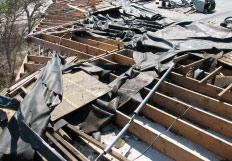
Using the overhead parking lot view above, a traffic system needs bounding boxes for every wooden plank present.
[155,79,232,120]
[108,71,232,139]
[66,124,130,161]
[115,111,206,161]
[15,54,28,81]
[140,103,232,160]
[24,63,42,72]
[142,87,232,138]
[104,53,135,66]
[49,28,84,37]
[38,25,52,29]
[173,54,189,62]
[9,71,38,94]
[67,4,87,13]
[116,49,133,58]
[53,132,89,161]
[41,34,106,56]
[58,129,72,143]
[177,59,204,74]
[41,22,65,26]
[42,20,71,24]
[45,132,78,161]
[36,151,48,161]
[80,34,124,48]
[0,88,8,96]
[45,15,80,21]
[28,55,51,64]
[168,72,232,104]
[21,86,28,94]
[199,66,223,84]
[72,36,117,51]
[29,36,93,60]
[29,21,79,36]
[50,71,111,121]
[218,83,232,97]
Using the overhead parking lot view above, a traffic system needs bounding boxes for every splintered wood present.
[51,71,111,121]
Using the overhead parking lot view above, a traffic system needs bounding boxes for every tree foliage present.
[0,0,45,88]
[20,0,45,33]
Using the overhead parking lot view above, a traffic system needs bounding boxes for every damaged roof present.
[1,0,232,161]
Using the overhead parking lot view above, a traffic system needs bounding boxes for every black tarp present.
[85,0,232,58]
[0,56,63,161]
[85,0,175,42]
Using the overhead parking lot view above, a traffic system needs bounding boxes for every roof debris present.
[1,0,232,161]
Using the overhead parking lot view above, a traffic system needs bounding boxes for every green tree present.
[0,0,45,88]
[21,0,45,33]
[0,0,25,83]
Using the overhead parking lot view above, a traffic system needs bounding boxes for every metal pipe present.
[95,62,176,161]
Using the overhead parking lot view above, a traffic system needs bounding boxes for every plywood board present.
[51,71,111,121]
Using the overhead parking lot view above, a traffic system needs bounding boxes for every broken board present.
[51,71,111,121]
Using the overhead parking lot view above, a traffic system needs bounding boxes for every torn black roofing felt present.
[0,55,63,161]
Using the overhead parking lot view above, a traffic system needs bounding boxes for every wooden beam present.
[66,124,130,161]
[29,36,93,60]
[107,70,232,139]
[24,63,42,72]
[21,86,28,94]
[53,132,89,161]
[28,55,51,64]
[168,72,232,104]
[199,66,223,84]
[173,54,189,62]
[41,34,106,56]
[80,34,124,48]
[41,22,65,26]
[45,132,78,161]
[115,111,206,161]
[15,54,28,81]
[155,79,232,120]
[218,83,232,97]
[72,36,118,51]
[142,87,232,139]
[58,129,72,143]
[38,25,52,29]
[42,20,71,24]
[36,151,48,161]
[177,59,204,74]
[104,53,135,66]
[140,102,232,160]
[45,15,80,21]
[8,71,38,96]
[67,4,87,13]
[116,49,133,58]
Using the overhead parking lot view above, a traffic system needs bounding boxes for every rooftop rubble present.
[1,0,232,161]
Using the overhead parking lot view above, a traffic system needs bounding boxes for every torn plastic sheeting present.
[132,21,232,53]
[87,4,232,57]
[80,104,115,134]
[85,5,175,42]
[108,51,163,108]
[0,56,63,161]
